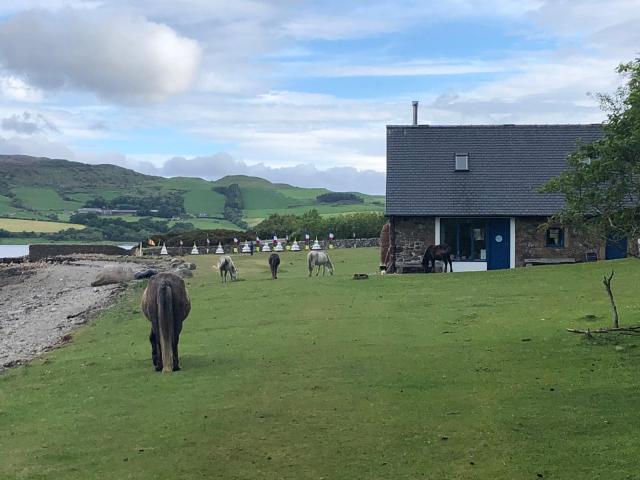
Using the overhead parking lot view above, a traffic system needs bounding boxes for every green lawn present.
[2,250,639,479]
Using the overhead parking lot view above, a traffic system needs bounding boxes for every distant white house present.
[77,208,137,216]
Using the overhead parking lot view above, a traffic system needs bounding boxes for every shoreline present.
[0,255,166,372]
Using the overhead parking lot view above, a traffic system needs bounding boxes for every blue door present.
[487,218,511,270]
[605,237,627,260]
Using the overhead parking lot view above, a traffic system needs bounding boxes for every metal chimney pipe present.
[412,101,419,126]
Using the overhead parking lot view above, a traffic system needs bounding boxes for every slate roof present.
[385,123,603,217]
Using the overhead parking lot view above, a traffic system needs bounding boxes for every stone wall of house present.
[393,216,435,263]
[515,217,603,266]
[391,215,611,267]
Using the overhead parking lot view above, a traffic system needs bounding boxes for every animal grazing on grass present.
[269,253,280,279]
[217,255,237,283]
[422,243,454,273]
[141,272,191,373]
[307,250,334,276]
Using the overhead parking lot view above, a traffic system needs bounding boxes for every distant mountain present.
[0,155,385,229]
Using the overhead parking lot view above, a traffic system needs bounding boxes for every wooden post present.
[389,215,397,274]
[602,270,619,328]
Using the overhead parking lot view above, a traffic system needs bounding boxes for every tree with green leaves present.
[541,58,640,252]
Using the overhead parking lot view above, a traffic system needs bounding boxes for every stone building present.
[385,115,628,271]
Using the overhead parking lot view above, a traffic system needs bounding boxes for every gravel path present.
[0,259,149,371]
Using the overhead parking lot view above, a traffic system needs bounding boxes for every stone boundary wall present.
[29,244,133,261]
[144,238,380,256]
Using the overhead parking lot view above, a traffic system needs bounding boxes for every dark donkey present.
[422,243,454,273]
[141,272,191,372]
[269,253,281,279]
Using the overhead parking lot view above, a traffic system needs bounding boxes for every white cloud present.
[281,0,542,41]
[161,153,386,194]
[0,0,637,194]
[528,0,640,40]
[1,111,59,134]
[0,9,202,103]
[0,1,100,15]
[0,75,42,102]
[284,59,508,78]
[0,134,75,159]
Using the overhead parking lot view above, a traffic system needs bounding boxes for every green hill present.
[0,155,384,231]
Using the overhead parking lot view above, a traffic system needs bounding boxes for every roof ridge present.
[387,123,603,128]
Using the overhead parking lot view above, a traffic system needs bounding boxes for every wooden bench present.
[395,260,425,274]
[524,258,577,267]
[584,251,598,262]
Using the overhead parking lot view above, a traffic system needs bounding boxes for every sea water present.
[0,244,136,259]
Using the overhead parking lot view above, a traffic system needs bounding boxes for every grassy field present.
[0,237,43,245]
[177,218,242,231]
[0,195,20,216]
[109,215,242,231]
[0,218,85,233]
[11,187,84,211]
[244,203,385,226]
[0,239,137,246]
[2,249,639,479]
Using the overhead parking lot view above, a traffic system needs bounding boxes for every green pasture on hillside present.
[11,187,83,211]
[0,238,135,246]
[172,217,242,231]
[0,195,19,216]
[244,203,385,226]
[242,186,304,210]
[182,190,226,217]
[2,250,639,479]
[0,218,85,233]
[4,167,385,231]
[105,215,241,231]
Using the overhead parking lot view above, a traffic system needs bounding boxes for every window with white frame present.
[455,154,469,171]
[545,227,565,247]
[440,218,486,261]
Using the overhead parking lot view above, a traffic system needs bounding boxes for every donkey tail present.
[157,280,175,373]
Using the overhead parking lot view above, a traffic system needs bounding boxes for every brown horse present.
[141,272,191,372]
[422,243,454,273]
[269,253,280,279]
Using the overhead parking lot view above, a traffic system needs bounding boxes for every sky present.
[0,1,638,194]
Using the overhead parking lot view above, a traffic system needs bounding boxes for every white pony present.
[216,255,237,283]
[307,251,334,277]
